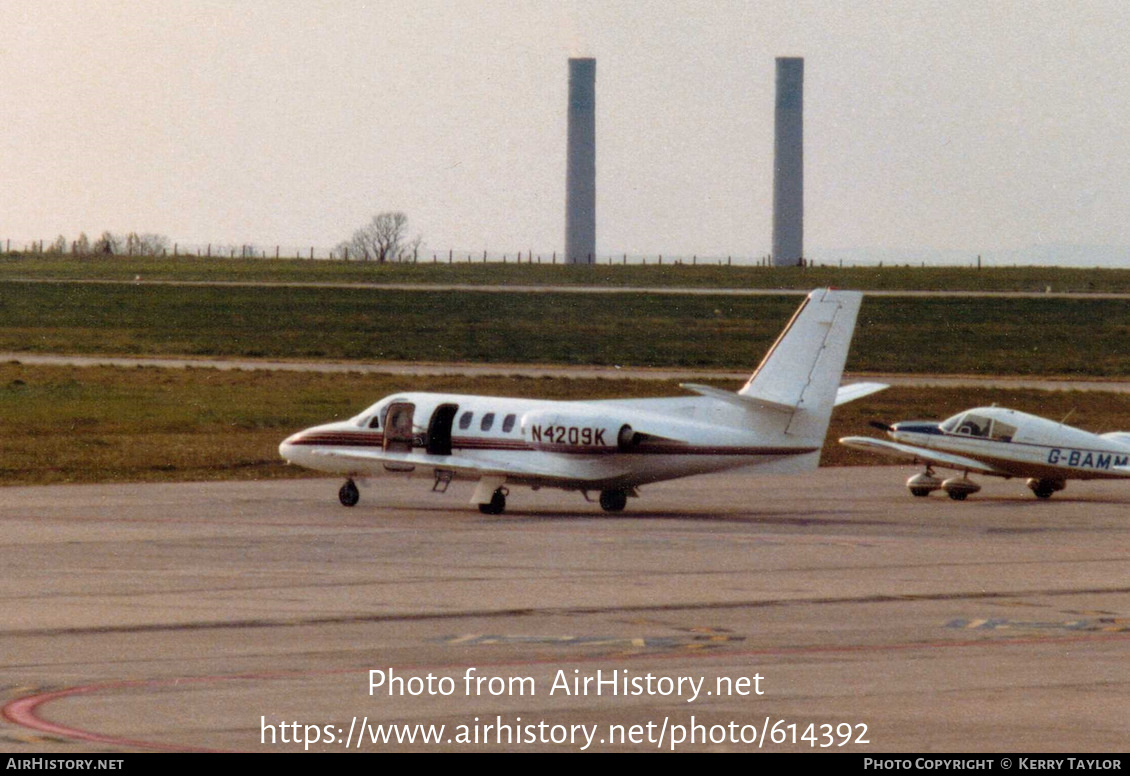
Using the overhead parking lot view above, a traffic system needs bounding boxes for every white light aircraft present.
[279,288,884,514]
[841,407,1130,500]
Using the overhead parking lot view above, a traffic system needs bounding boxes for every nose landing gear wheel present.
[339,479,360,507]
[599,489,628,512]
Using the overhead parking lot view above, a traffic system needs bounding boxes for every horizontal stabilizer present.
[680,382,793,413]
[834,382,889,406]
[685,380,887,412]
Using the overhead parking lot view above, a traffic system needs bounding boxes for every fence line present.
[2,240,789,266]
[4,239,1014,269]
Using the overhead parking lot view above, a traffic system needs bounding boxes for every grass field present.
[3,253,1130,292]
[2,282,1128,376]
[4,258,1128,486]
[4,362,1130,486]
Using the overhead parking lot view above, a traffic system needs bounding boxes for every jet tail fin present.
[738,288,864,441]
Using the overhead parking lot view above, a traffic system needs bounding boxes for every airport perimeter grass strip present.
[4,363,1130,486]
[2,283,1128,376]
[3,254,1130,292]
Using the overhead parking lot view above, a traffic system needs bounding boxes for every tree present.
[93,231,121,255]
[86,231,169,256]
[337,211,421,262]
[125,232,170,256]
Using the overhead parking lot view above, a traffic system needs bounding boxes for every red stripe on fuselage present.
[289,431,816,458]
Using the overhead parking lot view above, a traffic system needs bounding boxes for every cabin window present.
[458,411,474,430]
[502,413,516,433]
[480,412,495,432]
[368,415,381,429]
[989,420,1017,442]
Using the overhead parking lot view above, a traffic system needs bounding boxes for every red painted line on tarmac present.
[3,679,223,753]
[4,629,1127,752]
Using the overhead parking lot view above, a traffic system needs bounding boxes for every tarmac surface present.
[1,467,1127,752]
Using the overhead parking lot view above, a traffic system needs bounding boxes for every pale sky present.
[4,1,1130,264]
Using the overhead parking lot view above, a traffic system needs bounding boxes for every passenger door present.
[382,402,416,471]
[426,404,459,456]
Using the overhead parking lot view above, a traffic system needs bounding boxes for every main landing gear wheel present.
[339,479,359,507]
[906,469,942,498]
[941,476,980,502]
[479,489,507,515]
[1027,478,1065,499]
[599,489,628,512]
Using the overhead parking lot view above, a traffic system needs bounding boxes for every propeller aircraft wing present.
[839,436,1005,475]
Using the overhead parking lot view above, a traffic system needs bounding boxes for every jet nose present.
[279,431,302,461]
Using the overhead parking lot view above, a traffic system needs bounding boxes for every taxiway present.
[1,467,1127,752]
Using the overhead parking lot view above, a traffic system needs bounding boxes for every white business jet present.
[841,407,1130,500]
[279,288,884,514]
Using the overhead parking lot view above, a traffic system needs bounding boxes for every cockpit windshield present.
[943,412,989,437]
[353,401,390,427]
[939,413,963,433]
[941,411,1016,442]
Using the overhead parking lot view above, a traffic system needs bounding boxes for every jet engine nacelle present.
[521,411,636,453]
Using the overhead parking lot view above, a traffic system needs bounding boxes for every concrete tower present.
[772,57,803,266]
[565,58,596,264]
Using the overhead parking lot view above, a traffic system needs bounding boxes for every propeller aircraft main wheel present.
[941,476,980,502]
[906,470,942,499]
[479,489,506,515]
[599,489,628,512]
[339,479,360,507]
